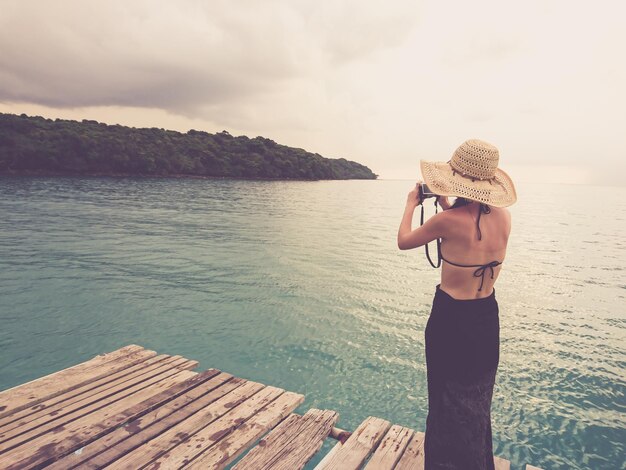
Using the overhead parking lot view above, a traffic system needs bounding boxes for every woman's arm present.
[397,184,446,250]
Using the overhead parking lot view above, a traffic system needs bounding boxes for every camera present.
[420,183,437,199]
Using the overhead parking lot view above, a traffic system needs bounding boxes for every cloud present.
[0,0,420,116]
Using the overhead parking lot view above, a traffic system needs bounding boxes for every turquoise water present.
[0,177,624,469]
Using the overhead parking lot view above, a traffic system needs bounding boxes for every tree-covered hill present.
[0,113,377,180]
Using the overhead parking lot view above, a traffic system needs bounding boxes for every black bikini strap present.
[476,203,491,241]
[473,261,500,291]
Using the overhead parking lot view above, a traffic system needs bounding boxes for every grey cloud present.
[0,0,419,116]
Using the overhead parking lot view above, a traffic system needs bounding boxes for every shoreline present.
[0,170,377,182]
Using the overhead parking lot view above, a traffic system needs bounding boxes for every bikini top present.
[420,202,502,292]
[439,203,503,292]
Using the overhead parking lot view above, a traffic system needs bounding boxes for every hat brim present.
[420,160,517,208]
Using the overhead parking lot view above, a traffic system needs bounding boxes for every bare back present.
[439,203,511,299]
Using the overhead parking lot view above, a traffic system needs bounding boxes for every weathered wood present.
[0,369,205,470]
[0,345,143,398]
[234,414,301,466]
[0,345,154,419]
[314,416,392,470]
[494,455,511,470]
[141,386,288,469]
[80,374,243,469]
[233,408,337,470]
[45,369,228,470]
[0,354,177,436]
[0,356,194,451]
[364,424,414,469]
[0,344,546,470]
[394,431,425,470]
[183,390,306,469]
[0,353,172,431]
[104,380,266,469]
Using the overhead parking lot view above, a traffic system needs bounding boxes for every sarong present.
[424,284,500,470]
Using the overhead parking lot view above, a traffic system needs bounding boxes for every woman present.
[397,139,517,470]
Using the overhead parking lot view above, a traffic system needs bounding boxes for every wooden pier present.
[0,345,543,469]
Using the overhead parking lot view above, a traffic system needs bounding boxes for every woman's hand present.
[398,186,446,250]
[407,183,422,208]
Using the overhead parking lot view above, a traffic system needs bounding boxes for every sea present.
[0,176,624,469]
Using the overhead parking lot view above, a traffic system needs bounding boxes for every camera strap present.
[420,198,442,268]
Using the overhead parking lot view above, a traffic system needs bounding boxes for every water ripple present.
[0,177,624,469]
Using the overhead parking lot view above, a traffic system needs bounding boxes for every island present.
[0,113,377,180]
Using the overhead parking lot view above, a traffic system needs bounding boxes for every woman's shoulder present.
[489,206,512,234]
[491,206,511,221]
[490,205,510,214]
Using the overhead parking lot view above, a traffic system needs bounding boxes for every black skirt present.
[424,284,500,470]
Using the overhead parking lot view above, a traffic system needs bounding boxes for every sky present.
[1,0,624,184]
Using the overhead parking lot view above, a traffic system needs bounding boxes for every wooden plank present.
[0,356,195,451]
[73,374,242,469]
[234,414,301,467]
[0,345,154,419]
[177,390,305,469]
[233,408,337,470]
[394,431,425,470]
[526,465,544,470]
[142,386,291,469]
[364,424,414,469]
[104,380,266,469]
[0,345,143,397]
[494,456,511,470]
[0,353,174,434]
[0,368,209,470]
[45,370,231,470]
[314,416,391,470]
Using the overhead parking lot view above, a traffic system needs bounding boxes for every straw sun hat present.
[420,139,517,207]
